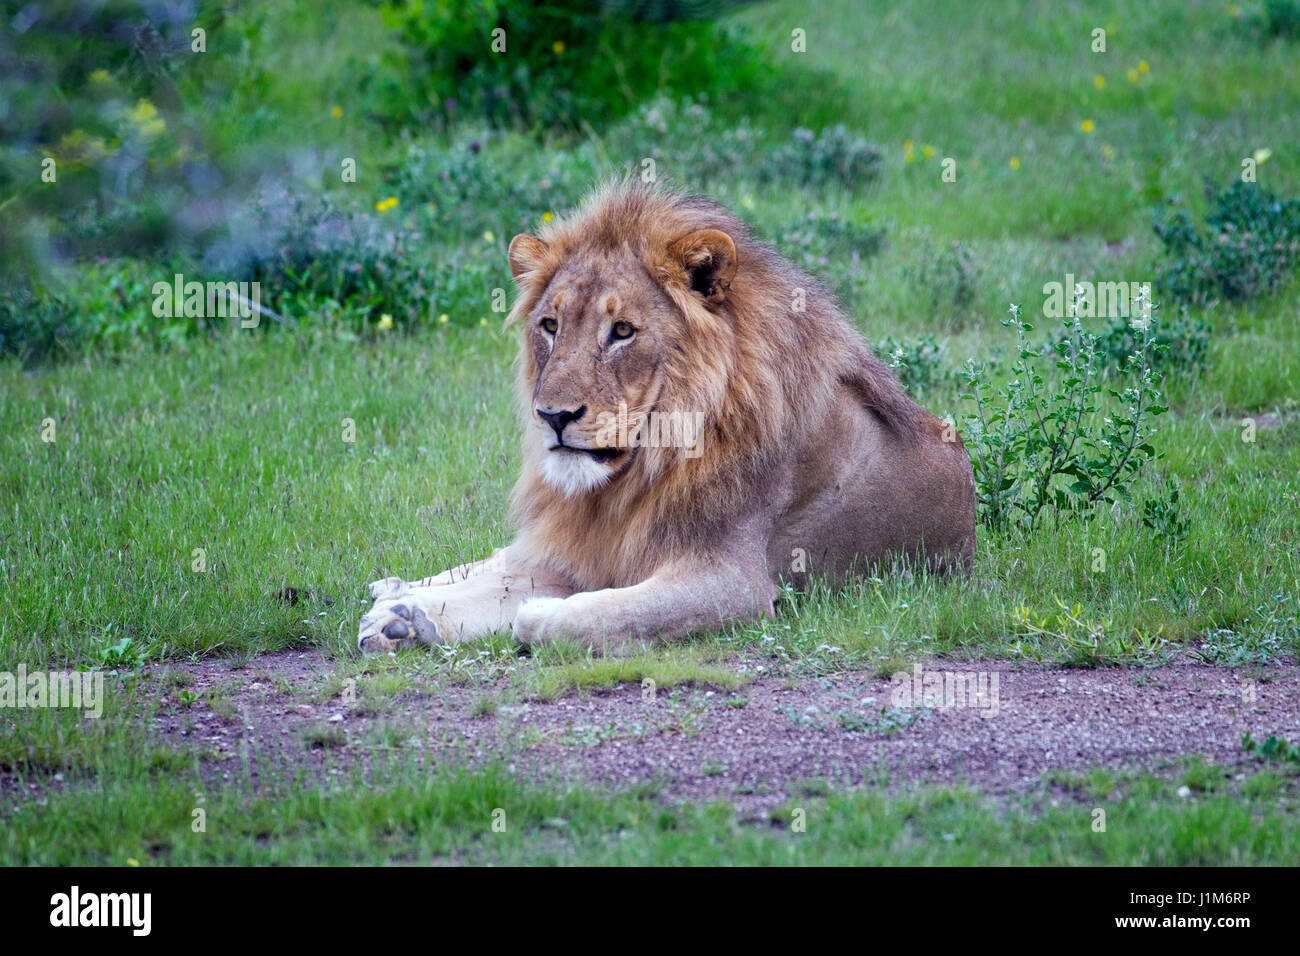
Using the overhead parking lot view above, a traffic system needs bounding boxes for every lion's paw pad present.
[358,600,442,653]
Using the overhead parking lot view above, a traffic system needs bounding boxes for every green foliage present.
[1057,307,1211,375]
[771,210,886,282]
[901,233,980,321]
[584,96,880,192]
[0,284,79,364]
[961,304,1169,533]
[377,0,763,131]
[0,1,232,267]
[1238,0,1300,40]
[758,125,881,188]
[1155,180,1300,305]
[1241,731,1300,764]
[208,188,481,329]
[1141,479,1191,543]
[1196,593,1300,665]
[874,333,957,398]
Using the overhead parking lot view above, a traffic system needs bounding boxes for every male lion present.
[358,182,975,653]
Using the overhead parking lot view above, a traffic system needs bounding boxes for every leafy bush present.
[1198,593,1300,666]
[757,125,881,189]
[377,0,763,132]
[207,187,508,330]
[1141,479,1191,543]
[595,97,881,190]
[1241,731,1300,764]
[1053,307,1211,375]
[901,233,980,321]
[1155,180,1300,305]
[0,284,81,364]
[874,334,957,398]
[0,0,233,268]
[392,132,590,243]
[772,211,885,272]
[1238,0,1300,41]
[960,303,1170,532]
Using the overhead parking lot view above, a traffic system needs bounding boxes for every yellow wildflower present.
[125,99,165,138]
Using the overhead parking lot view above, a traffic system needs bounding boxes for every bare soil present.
[138,650,1300,814]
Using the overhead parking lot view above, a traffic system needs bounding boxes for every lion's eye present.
[539,317,558,335]
[610,321,635,341]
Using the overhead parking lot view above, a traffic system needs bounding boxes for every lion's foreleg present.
[358,564,572,653]
[512,561,775,652]
[367,546,515,600]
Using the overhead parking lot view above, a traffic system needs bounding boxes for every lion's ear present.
[668,228,737,305]
[508,234,550,285]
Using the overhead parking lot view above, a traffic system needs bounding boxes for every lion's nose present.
[537,404,587,440]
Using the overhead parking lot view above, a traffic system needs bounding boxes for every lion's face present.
[523,252,680,496]
[509,218,737,499]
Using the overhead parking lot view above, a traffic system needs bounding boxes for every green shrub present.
[377,0,763,132]
[1155,180,1300,305]
[207,187,508,330]
[1199,593,1300,666]
[1238,0,1300,41]
[873,334,957,398]
[772,211,885,272]
[582,96,881,191]
[901,233,980,321]
[757,125,881,189]
[960,302,1170,532]
[1053,307,1211,375]
[0,284,82,365]
[1141,478,1191,543]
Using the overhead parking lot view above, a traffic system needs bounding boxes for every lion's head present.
[504,181,924,588]
[508,206,736,497]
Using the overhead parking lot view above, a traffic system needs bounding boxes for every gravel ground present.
[133,650,1300,814]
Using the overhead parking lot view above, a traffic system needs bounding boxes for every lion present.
[358,181,975,654]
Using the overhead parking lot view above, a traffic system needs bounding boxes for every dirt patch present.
[127,651,1300,815]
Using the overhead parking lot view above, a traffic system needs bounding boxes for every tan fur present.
[358,181,975,654]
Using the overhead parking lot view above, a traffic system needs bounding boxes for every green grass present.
[3,0,1300,863]
[4,308,1294,671]
[4,751,1297,865]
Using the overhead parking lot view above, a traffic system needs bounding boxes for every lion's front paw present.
[512,596,571,647]
[357,598,443,654]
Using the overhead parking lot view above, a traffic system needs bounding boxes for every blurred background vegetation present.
[1,0,870,361]
[4,0,1299,366]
